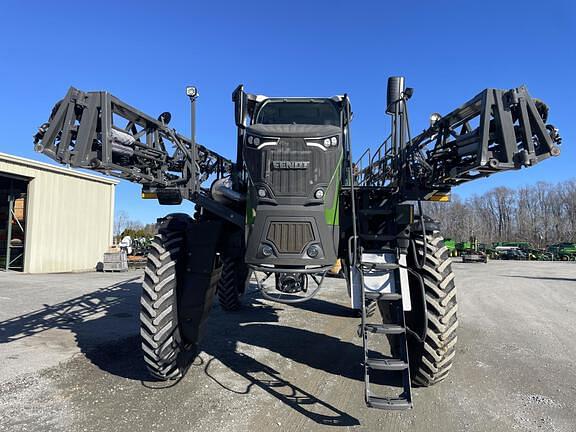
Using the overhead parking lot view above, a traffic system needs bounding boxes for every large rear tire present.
[406,227,458,387]
[140,218,193,380]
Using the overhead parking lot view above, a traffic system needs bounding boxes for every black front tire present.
[406,228,458,387]
[140,218,194,380]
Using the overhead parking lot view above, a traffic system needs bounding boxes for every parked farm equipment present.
[34,77,561,409]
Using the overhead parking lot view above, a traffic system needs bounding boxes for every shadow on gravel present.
[505,275,576,282]
[202,352,360,426]
[0,277,150,381]
[197,295,362,426]
[288,297,358,318]
[0,279,387,426]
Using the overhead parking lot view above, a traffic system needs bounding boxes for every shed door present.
[0,175,29,271]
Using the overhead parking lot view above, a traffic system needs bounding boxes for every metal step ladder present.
[347,145,413,409]
[358,248,413,410]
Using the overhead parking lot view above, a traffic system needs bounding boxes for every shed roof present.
[0,152,118,186]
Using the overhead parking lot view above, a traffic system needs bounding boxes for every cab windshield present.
[255,100,340,126]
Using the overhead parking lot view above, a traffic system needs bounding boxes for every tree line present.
[114,210,156,241]
[425,179,576,248]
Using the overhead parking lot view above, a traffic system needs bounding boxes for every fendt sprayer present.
[33,77,561,409]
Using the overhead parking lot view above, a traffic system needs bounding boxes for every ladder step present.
[366,396,412,410]
[365,291,402,301]
[364,323,405,334]
[362,248,396,254]
[361,262,399,271]
[366,358,408,371]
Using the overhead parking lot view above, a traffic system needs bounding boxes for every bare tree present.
[114,210,130,239]
[423,179,576,247]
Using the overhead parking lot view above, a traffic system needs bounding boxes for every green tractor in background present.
[548,243,576,261]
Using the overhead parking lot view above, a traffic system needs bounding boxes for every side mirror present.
[232,85,247,129]
[343,95,353,125]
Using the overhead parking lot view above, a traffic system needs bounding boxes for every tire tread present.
[409,231,458,387]
[140,231,187,380]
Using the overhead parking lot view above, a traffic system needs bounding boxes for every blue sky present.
[1,1,574,224]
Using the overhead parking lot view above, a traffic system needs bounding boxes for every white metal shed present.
[0,152,117,273]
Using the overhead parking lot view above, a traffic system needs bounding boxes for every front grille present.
[266,222,314,253]
[268,138,310,196]
[243,137,341,199]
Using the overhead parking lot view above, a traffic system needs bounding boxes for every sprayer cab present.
[233,88,352,272]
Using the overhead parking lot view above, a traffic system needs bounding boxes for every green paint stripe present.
[324,155,343,226]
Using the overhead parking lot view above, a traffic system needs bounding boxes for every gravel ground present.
[0,261,575,431]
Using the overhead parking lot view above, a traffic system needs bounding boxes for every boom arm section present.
[357,85,561,199]
[34,87,232,205]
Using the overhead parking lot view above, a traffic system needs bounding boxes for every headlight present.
[262,245,274,257]
[307,135,339,150]
[307,245,321,258]
[246,134,278,149]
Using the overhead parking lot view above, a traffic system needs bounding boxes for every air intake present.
[266,222,314,254]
